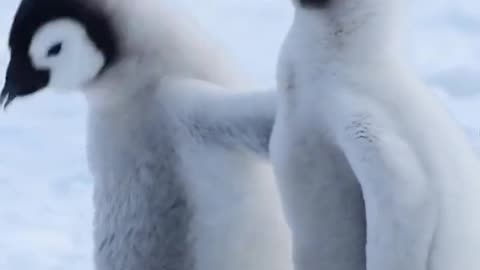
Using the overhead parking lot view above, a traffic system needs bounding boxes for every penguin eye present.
[47,42,63,57]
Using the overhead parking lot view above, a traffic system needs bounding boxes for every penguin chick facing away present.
[272,0,480,270]
[1,0,293,270]
[270,2,366,270]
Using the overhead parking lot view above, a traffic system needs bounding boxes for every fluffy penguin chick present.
[270,1,367,270]
[272,1,480,270]
[1,0,293,270]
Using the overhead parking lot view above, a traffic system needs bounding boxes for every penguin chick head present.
[1,0,117,108]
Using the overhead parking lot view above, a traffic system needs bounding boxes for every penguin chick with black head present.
[271,0,480,270]
[1,0,293,270]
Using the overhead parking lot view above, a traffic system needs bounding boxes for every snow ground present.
[0,0,479,269]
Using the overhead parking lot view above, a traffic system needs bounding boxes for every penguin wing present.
[335,118,436,270]
[191,89,276,159]
[163,77,276,159]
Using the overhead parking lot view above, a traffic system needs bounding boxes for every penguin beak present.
[0,81,18,109]
[1,56,49,110]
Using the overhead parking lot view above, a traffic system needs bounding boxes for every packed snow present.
[0,0,479,269]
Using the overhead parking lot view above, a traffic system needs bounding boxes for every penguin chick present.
[270,2,367,270]
[1,0,293,270]
[273,1,480,270]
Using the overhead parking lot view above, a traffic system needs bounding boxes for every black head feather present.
[298,0,331,9]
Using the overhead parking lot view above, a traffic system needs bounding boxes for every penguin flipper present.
[161,77,276,159]
[190,90,276,159]
[336,118,436,270]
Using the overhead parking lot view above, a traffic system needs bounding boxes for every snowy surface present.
[0,0,479,269]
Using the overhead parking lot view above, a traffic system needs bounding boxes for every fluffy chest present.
[87,106,182,210]
[89,129,184,226]
[86,107,291,270]
[87,107,195,270]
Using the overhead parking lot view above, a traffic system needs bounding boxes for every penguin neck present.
[83,38,246,112]
[290,1,405,66]
[83,1,248,111]
[108,0,247,88]
[83,56,162,112]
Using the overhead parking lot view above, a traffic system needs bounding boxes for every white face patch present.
[29,18,105,91]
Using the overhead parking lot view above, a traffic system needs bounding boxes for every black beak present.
[1,56,49,110]
[0,80,18,109]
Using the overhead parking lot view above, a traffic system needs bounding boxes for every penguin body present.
[272,1,480,270]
